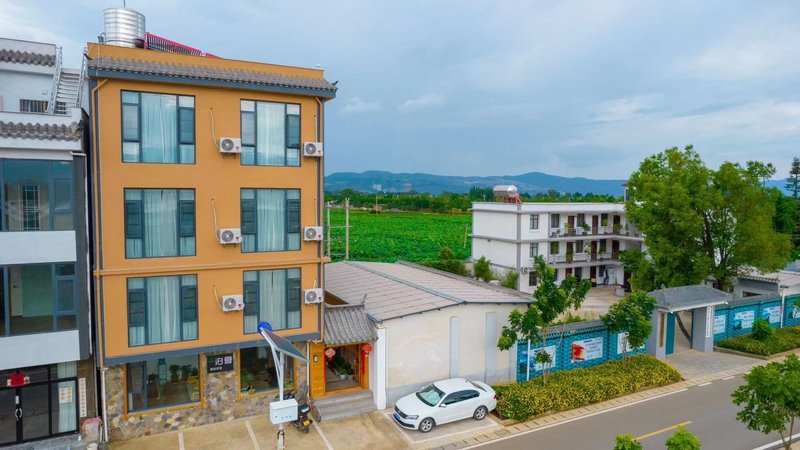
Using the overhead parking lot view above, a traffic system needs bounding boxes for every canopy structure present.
[648,285,730,313]
[258,321,308,363]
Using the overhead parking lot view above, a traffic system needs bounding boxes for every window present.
[241,189,300,253]
[19,99,48,113]
[239,347,294,394]
[240,100,301,167]
[124,189,195,258]
[128,275,198,346]
[243,268,301,333]
[126,355,200,412]
[577,213,585,227]
[529,271,537,287]
[442,390,478,405]
[550,214,560,228]
[121,91,195,164]
[2,160,73,231]
[529,214,539,230]
[550,242,559,255]
[416,384,445,406]
[529,243,538,259]
[0,263,76,336]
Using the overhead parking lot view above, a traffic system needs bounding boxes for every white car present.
[393,378,497,433]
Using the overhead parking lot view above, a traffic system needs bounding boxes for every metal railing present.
[46,46,62,115]
[548,252,618,264]
[75,48,88,108]
[549,226,642,238]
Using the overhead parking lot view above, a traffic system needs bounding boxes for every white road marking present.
[752,431,800,450]
[722,376,735,381]
[463,388,689,449]
[382,411,500,445]
[698,382,712,387]
[313,420,334,450]
[245,420,260,450]
[178,432,185,450]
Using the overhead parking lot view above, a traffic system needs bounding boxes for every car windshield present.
[415,384,445,406]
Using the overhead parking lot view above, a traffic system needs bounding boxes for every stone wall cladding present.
[77,358,98,425]
[106,347,309,441]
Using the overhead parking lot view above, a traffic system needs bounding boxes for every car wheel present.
[473,406,488,420]
[419,417,435,433]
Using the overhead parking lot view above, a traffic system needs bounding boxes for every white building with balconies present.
[471,201,644,294]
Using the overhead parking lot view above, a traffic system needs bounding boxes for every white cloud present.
[398,94,445,113]
[339,97,381,115]
[592,96,660,122]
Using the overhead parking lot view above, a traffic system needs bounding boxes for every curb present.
[421,360,769,450]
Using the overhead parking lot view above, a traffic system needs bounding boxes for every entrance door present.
[611,240,620,259]
[613,215,621,233]
[590,241,598,260]
[591,215,599,234]
[0,390,15,445]
[0,384,50,444]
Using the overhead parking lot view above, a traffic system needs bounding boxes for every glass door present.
[0,389,16,445]
[20,384,50,442]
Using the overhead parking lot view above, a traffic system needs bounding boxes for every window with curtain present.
[121,91,195,164]
[550,213,560,228]
[0,263,76,336]
[128,274,198,346]
[529,243,538,258]
[126,355,200,412]
[2,159,73,231]
[124,189,195,258]
[240,100,300,167]
[243,268,301,333]
[529,214,539,230]
[239,347,294,395]
[241,189,300,253]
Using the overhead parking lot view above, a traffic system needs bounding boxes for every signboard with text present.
[571,337,603,363]
[207,354,234,373]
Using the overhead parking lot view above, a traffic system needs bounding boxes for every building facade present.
[0,38,95,446]
[87,36,335,440]
[471,202,644,294]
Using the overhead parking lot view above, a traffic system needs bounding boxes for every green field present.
[326,209,471,262]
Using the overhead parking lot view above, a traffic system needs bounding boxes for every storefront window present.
[239,347,294,395]
[126,355,200,412]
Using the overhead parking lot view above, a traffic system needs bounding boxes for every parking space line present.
[245,420,260,450]
[382,411,500,445]
[722,376,735,381]
[178,432,184,450]
[313,420,334,450]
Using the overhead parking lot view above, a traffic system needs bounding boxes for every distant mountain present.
[325,171,628,196]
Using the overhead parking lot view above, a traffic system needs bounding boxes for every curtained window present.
[240,100,300,167]
[121,91,195,164]
[124,189,195,258]
[0,263,77,336]
[243,268,301,333]
[128,275,198,347]
[241,189,300,253]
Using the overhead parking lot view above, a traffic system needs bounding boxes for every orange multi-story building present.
[86,20,335,439]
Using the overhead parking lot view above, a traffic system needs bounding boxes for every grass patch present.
[493,354,681,422]
[717,326,800,356]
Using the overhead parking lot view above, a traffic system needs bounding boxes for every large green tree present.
[498,256,591,383]
[625,146,790,291]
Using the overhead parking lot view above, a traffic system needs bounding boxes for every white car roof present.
[433,378,482,393]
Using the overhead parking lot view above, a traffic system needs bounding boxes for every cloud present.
[592,96,660,123]
[398,94,445,113]
[339,97,381,115]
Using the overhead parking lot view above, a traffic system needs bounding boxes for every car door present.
[457,390,481,419]
[438,390,474,424]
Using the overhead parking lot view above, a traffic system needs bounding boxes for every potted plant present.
[146,374,159,398]
[240,369,254,394]
[565,250,574,262]
[337,366,348,380]
[613,223,622,234]
[601,218,609,233]
[168,365,181,383]
[581,222,590,235]
[180,365,192,382]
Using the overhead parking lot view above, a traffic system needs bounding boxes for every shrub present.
[501,271,519,289]
[665,426,701,450]
[473,257,494,281]
[751,318,774,341]
[613,435,643,450]
[493,354,681,422]
[717,326,800,356]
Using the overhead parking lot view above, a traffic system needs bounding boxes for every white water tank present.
[103,8,145,48]
[493,185,520,200]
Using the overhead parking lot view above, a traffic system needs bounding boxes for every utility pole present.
[345,198,350,260]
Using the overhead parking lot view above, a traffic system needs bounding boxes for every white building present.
[471,202,645,294]
[0,37,94,445]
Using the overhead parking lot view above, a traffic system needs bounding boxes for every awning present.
[324,304,377,346]
[649,285,731,313]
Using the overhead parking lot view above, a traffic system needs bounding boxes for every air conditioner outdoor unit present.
[304,288,324,305]
[221,294,244,312]
[303,141,323,157]
[219,137,242,154]
[521,267,530,274]
[219,228,242,245]
[303,226,323,241]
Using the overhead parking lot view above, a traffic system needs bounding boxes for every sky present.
[2,0,800,179]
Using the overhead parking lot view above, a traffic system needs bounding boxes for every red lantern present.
[361,343,373,355]
[8,373,26,387]
[324,347,336,361]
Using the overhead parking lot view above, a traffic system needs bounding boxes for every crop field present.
[326,209,471,262]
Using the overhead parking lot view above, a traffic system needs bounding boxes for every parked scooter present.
[278,391,313,433]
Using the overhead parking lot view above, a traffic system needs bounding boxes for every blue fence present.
[713,294,800,343]
[516,320,646,383]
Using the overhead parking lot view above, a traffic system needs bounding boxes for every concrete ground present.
[666,349,761,380]
[574,286,623,319]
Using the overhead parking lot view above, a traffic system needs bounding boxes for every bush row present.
[493,354,681,422]
[716,325,800,356]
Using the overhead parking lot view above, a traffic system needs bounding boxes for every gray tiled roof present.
[324,304,377,346]
[648,285,731,312]
[0,49,55,66]
[325,261,532,322]
[87,56,337,95]
[0,121,81,141]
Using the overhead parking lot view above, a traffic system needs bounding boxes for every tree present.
[746,160,776,187]
[601,292,656,362]
[786,157,800,200]
[664,426,701,450]
[501,270,518,289]
[732,355,800,450]
[498,256,591,383]
[426,247,468,276]
[473,257,494,281]
[625,146,791,291]
[613,435,643,450]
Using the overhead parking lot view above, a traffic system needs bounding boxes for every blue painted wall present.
[713,297,785,344]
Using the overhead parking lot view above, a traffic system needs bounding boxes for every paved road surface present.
[471,375,786,450]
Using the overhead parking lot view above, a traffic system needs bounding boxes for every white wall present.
[0,231,77,265]
[472,238,517,268]
[382,303,525,405]
[0,330,81,370]
[0,71,54,113]
[472,210,517,240]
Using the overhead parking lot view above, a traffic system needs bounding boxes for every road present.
[471,375,788,450]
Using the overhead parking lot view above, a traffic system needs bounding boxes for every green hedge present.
[717,326,800,356]
[494,355,681,422]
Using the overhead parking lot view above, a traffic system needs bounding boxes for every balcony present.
[549,225,643,239]
[547,252,620,265]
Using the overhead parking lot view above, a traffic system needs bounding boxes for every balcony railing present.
[548,252,619,264]
[549,226,642,238]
